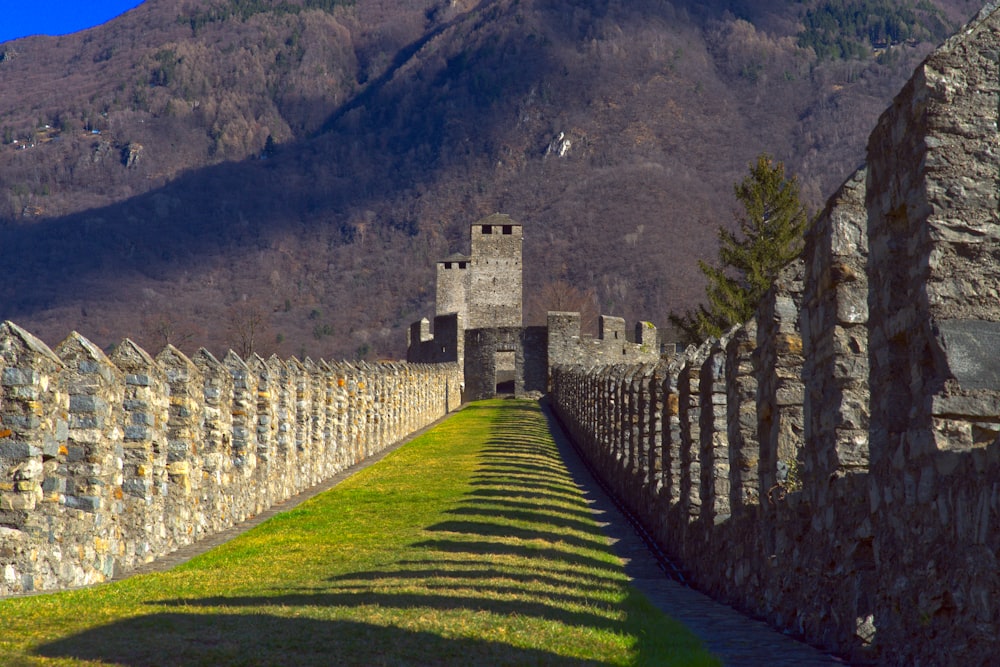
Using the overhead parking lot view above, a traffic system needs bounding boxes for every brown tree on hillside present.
[227,299,272,359]
[527,279,599,335]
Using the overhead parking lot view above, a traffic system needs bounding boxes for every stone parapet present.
[549,14,1000,649]
[0,324,461,595]
[547,312,661,368]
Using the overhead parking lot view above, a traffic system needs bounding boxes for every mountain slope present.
[0,0,983,359]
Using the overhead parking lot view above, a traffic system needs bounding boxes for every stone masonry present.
[11,8,1000,665]
[0,322,461,595]
[551,6,1000,664]
[410,216,661,398]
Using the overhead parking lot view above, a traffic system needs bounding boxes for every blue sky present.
[0,1,146,45]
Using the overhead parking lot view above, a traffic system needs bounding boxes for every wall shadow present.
[33,400,689,665]
[35,613,595,666]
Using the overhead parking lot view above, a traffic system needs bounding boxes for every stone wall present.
[462,326,548,401]
[406,313,463,367]
[865,4,1000,660]
[0,322,462,595]
[547,312,660,368]
[549,281,873,663]
[550,7,1000,654]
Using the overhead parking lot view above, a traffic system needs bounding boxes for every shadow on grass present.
[33,400,713,666]
[34,613,597,666]
[468,475,583,496]
[323,565,619,594]
[442,504,602,534]
[422,519,610,551]
[149,586,621,632]
[451,496,599,521]
[473,460,576,480]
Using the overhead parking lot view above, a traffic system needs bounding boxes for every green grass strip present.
[0,399,720,666]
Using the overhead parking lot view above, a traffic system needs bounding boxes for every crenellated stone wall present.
[0,322,461,596]
[549,268,873,663]
[551,9,1000,661]
[547,312,661,368]
[864,4,1000,660]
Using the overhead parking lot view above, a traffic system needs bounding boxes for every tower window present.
[502,225,512,235]
[444,262,452,269]
[482,225,493,234]
[458,262,467,269]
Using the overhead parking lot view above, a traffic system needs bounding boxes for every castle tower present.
[411,213,531,398]
[467,213,523,330]
[435,252,470,320]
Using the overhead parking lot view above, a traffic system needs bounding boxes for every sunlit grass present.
[0,399,719,666]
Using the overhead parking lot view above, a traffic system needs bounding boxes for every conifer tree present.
[671,154,809,343]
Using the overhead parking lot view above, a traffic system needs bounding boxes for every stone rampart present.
[406,313,464,367]
[551,10,1000,660]
[462,326,548,401]
[547,312,660,368]
[0,322,461,595]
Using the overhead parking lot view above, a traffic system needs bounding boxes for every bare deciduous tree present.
[527,280,599,335]
[227,298,271,359]
[140,311,200,353]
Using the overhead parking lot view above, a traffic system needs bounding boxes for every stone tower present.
[434,213,523,329]
[412,213,544,399]
[467,213,523,329]
[435,252,470,322]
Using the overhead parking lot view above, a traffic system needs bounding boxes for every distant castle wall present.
[0,323,461,595]
[462,326,549,401]
[547,312,660,367]
[406,313,464,367]
[549,7,1000,663]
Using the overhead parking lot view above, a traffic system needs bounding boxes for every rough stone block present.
[125,374,151,386]
[64,495,100,511]
[69,395,103,413]
[167,461,189,476]
[0,442,38,459]
[124,426,149,441]
[78,361,101,375]
[936,320,1000,390]
[3,415,41,431]
[1,368,36,387]
[0,509,27,527]
[42,478,66,494]
[1,493,35,511]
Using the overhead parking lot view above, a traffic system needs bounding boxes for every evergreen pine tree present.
[671,154,810,343]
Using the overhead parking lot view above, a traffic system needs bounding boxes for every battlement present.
[549,7,1000,662]
[0,322,461,595]
[547,312,660,367]
[406,313,464,367]
[471,215,522,238]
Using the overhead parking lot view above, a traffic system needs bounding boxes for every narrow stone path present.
[540,402,848,666]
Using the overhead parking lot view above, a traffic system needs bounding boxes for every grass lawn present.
[0,399,720,666]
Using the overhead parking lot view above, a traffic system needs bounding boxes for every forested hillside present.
[0,0,983,359]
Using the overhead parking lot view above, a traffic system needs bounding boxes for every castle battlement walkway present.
[2,400,840,665]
